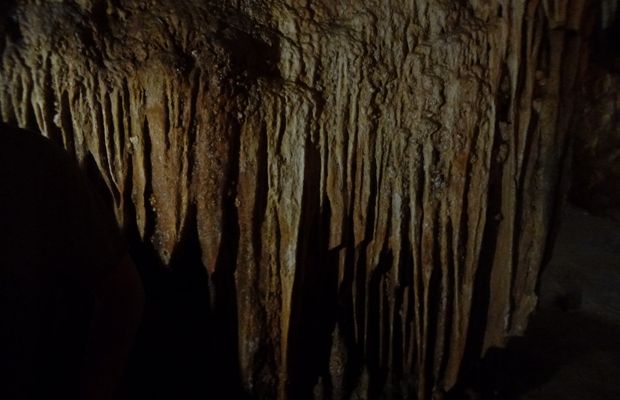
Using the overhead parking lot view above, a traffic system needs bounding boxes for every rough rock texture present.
[0,1,593,398]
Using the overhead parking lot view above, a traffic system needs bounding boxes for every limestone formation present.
[0,1,595,398]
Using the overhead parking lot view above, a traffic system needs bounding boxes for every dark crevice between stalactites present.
[365,248,393,399]
[287,130,333,400]
[140,115,156,245]
[120,204,210,399]
[58,89,77,162]
[248,121,275,400]
[210,109,246,399]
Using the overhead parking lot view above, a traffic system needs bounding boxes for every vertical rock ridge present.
[0,0,594,398]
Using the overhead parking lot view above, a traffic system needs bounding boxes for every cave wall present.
[569,3,620,215]
[0,1,592,398]
[571,68,620,215]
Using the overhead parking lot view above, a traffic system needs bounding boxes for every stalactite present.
[0,0,594,398]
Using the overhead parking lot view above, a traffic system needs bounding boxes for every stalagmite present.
[0,0,595,398]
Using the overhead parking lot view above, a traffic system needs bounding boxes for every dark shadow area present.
[76,143,227,399]
[592,3,620,72]
[449,204,620,400]
[287,128,336,399]
[114,150,250,400]
[116,217,218,400]
[449,310,620,400]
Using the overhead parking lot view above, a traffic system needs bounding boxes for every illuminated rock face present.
[0,1,593,398]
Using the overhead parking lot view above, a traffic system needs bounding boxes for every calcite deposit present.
[0,0,596,398]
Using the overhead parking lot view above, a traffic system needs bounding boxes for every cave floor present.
[487,204,620,400]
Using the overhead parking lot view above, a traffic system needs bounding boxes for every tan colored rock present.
[0,0,594,398]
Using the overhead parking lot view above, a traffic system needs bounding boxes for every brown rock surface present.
[0,1,596,398]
